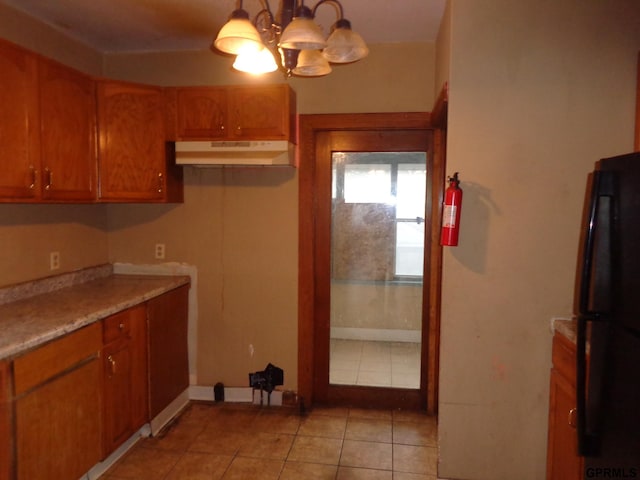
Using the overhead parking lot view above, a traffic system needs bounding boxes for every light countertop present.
[0,271,190,360]
[553,318,577,344]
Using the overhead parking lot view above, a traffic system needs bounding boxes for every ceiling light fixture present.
[213,0,368,77]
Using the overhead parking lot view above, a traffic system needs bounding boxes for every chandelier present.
[212,0,368,77]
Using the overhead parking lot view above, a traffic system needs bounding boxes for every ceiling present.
[1,0,446,53]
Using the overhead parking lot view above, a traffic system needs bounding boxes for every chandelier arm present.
[257,0,274,21]
[311,0,343,20]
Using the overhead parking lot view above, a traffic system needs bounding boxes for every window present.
[332,152,427,279]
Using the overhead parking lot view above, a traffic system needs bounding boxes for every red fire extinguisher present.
[440,172,463,246]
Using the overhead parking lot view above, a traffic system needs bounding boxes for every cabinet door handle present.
[219,124,225,131]
[119,322,125,330]
[157,172,164,193]
[568,407,577,428]
[44,168,53,190]
[29,166,37,189]
[107,355,116,376]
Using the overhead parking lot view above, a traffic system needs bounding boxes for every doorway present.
[298,113,445,413]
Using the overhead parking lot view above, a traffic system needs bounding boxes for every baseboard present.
[85,424,150,480]
[331,327,421,343]
[149,388,190,435]
[188,385,283,406]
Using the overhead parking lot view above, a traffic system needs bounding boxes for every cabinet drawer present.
[103,306,143,344]
[13,322,101,396]
[552,332,576,384]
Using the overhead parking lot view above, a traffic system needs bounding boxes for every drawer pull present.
[119,323,125,330]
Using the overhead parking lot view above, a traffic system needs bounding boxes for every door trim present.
[298,113,445,413]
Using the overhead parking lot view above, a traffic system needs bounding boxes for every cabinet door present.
[147,285,189,418]
[176,87,228,140]
[0,39,39,200]
[0,362,12,480]
[102,305,148,457]
[38,58,97,201]
[547,368,582,480]
[229,85,292,140]
[15,358,102,480]
[97,81,166,201]
[103,338,133,454]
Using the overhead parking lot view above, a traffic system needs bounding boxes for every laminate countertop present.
[0,268,190,361]
[553,318,577,344]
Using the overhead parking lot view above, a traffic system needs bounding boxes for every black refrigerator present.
[575,152,640,479]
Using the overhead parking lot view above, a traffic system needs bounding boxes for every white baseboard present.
[223,387,254,402]
[85,424,150,480]
[188,385,282,405]
[150,388,190,435]
[189,384,215,401]
[331,327,421,343]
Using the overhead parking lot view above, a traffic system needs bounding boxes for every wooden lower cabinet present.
[102,304,148,457]
[13,323,102,480]
[5,285,189,478]
[0,362,13,480]
[147,285,190,418]
[547,332,583,480]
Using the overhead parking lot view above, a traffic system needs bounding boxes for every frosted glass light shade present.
[233,48,278,74]
[279,6,326,50]
[292,49,332,77]
[323,25,369,63]
[214,10,264,55]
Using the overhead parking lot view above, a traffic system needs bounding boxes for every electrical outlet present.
[50,251,60,270]
[154,243,165,260]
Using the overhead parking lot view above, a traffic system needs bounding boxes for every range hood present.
[174,140,295,167]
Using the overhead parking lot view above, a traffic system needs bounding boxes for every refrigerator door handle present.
[576,169,616,457]
[577,170,615,319]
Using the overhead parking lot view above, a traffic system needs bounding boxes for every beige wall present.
[103,43,435,391]
[103,42,435,114]
[0,204,108,288]
[434,0,451,98]
[438,1,640,479]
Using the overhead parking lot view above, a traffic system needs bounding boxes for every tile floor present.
[330,340,421,389]
[102,402,438,480]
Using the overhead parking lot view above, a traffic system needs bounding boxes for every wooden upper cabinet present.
[174,84,297,142]
[38,58,97,201]
[97,80,182,202]
[0,39,39,201]
[229,85,296,141]
[176,87,228,139]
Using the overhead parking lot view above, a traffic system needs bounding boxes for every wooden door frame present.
[297,112,446,414]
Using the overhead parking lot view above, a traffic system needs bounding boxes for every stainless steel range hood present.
[174,140,295,167]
